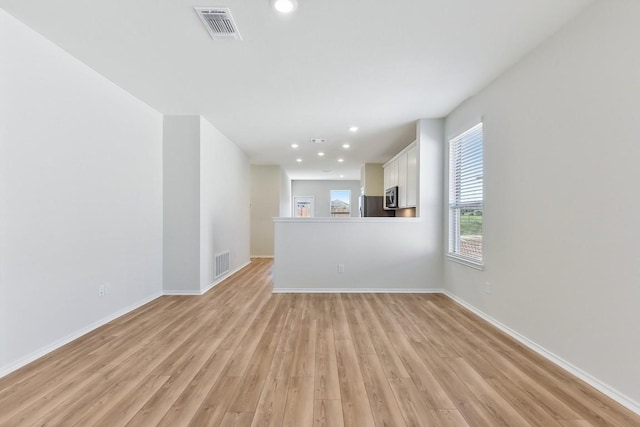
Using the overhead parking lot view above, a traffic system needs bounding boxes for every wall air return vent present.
[215,251,231,278]
[195,7,242,40]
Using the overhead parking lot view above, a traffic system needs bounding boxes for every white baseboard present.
[272,287,445,294]
[163,261,251,296]
[442,291,640,415]
[162,290,202,296]
[251,255,274,259]
[0,291,162,379]
[200,261,251,295]
[0,261,254,379]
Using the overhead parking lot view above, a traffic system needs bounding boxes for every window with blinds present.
[448,123,483,266]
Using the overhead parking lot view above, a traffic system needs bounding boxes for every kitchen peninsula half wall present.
[272,217,440,292]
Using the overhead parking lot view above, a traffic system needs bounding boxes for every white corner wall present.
[0,10,163,373]
[163,115,251,294]
[279,169,292,217]
[163,116,201,293]
[250,165,281,257]
[444,0,640,408]
[199,118,250,290]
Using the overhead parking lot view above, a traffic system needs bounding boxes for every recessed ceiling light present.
[348,126,359,132]
[317,152,325,156]
[337,158,344,163]
[296,158,302,162]
[272,0,298,14]
[340,174,345,178]
[291,143,299,148]
[342,143,350,149]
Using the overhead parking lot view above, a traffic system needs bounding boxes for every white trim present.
[163,261,251,296]
[293,195,315,218]
[383,140,417,168]
[251,255,274,259]
[0,292,162,379]
[201,261,251,294]
[442,291,640,415]
[0,261,254,378]
[445,116,484,141]
[162,290,202,296]
[273,288,445,294]
[447,254,485,270]
[449,121,483,142]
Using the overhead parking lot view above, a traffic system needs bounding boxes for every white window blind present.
[449,123,483,265]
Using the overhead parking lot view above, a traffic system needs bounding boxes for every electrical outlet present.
[98,284,105,297]
[338,264,345,273]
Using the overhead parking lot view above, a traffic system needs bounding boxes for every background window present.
[293,196,314,217]
[330,190,351,217]
[449,123,483,265]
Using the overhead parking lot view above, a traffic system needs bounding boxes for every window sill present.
[447,254,484,271]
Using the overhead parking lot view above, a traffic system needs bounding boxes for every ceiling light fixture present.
[349,126,359,132]
[342,143,350,149]
[272,0,298,14]
[340,174,345,178]
[296,158,302,162]
[317,152,325,156]
[291,143,299,148]
[337,158,344,163]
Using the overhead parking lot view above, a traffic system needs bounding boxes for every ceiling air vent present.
[195,7,242,40]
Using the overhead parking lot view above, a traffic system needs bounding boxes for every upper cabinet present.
[383,141,418,209]
[406,145,418,207]
[384,158,398,191]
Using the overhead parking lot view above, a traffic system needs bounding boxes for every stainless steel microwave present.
[385,186,398,209]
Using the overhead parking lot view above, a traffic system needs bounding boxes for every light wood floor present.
[1,259,638,426]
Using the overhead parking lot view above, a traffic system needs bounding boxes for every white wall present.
[291,180,362,217]
[163,116,201,293]
[250,165,281,257]
[274,218,432,291]
[274,119,443,291]
[200,117,250,289]
[0,10,163,373]
[163,115,251,293]
[279,168,291,218]
[444,0,640,407]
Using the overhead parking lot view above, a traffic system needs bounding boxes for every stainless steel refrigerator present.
[359,195,395,217]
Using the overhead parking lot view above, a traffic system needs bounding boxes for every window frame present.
[448,122,484,269]
[329,189,351,218]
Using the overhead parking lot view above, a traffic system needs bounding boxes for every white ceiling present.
[0,0,594,180]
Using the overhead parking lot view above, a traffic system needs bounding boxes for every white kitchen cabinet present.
[382,158,398,210]
[397,152,408,208]
[385,158,398,189]
[406,145,418,207]
[383,141,418,209]
[383,163,390,191]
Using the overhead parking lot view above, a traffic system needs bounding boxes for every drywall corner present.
[163,115,201,293]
